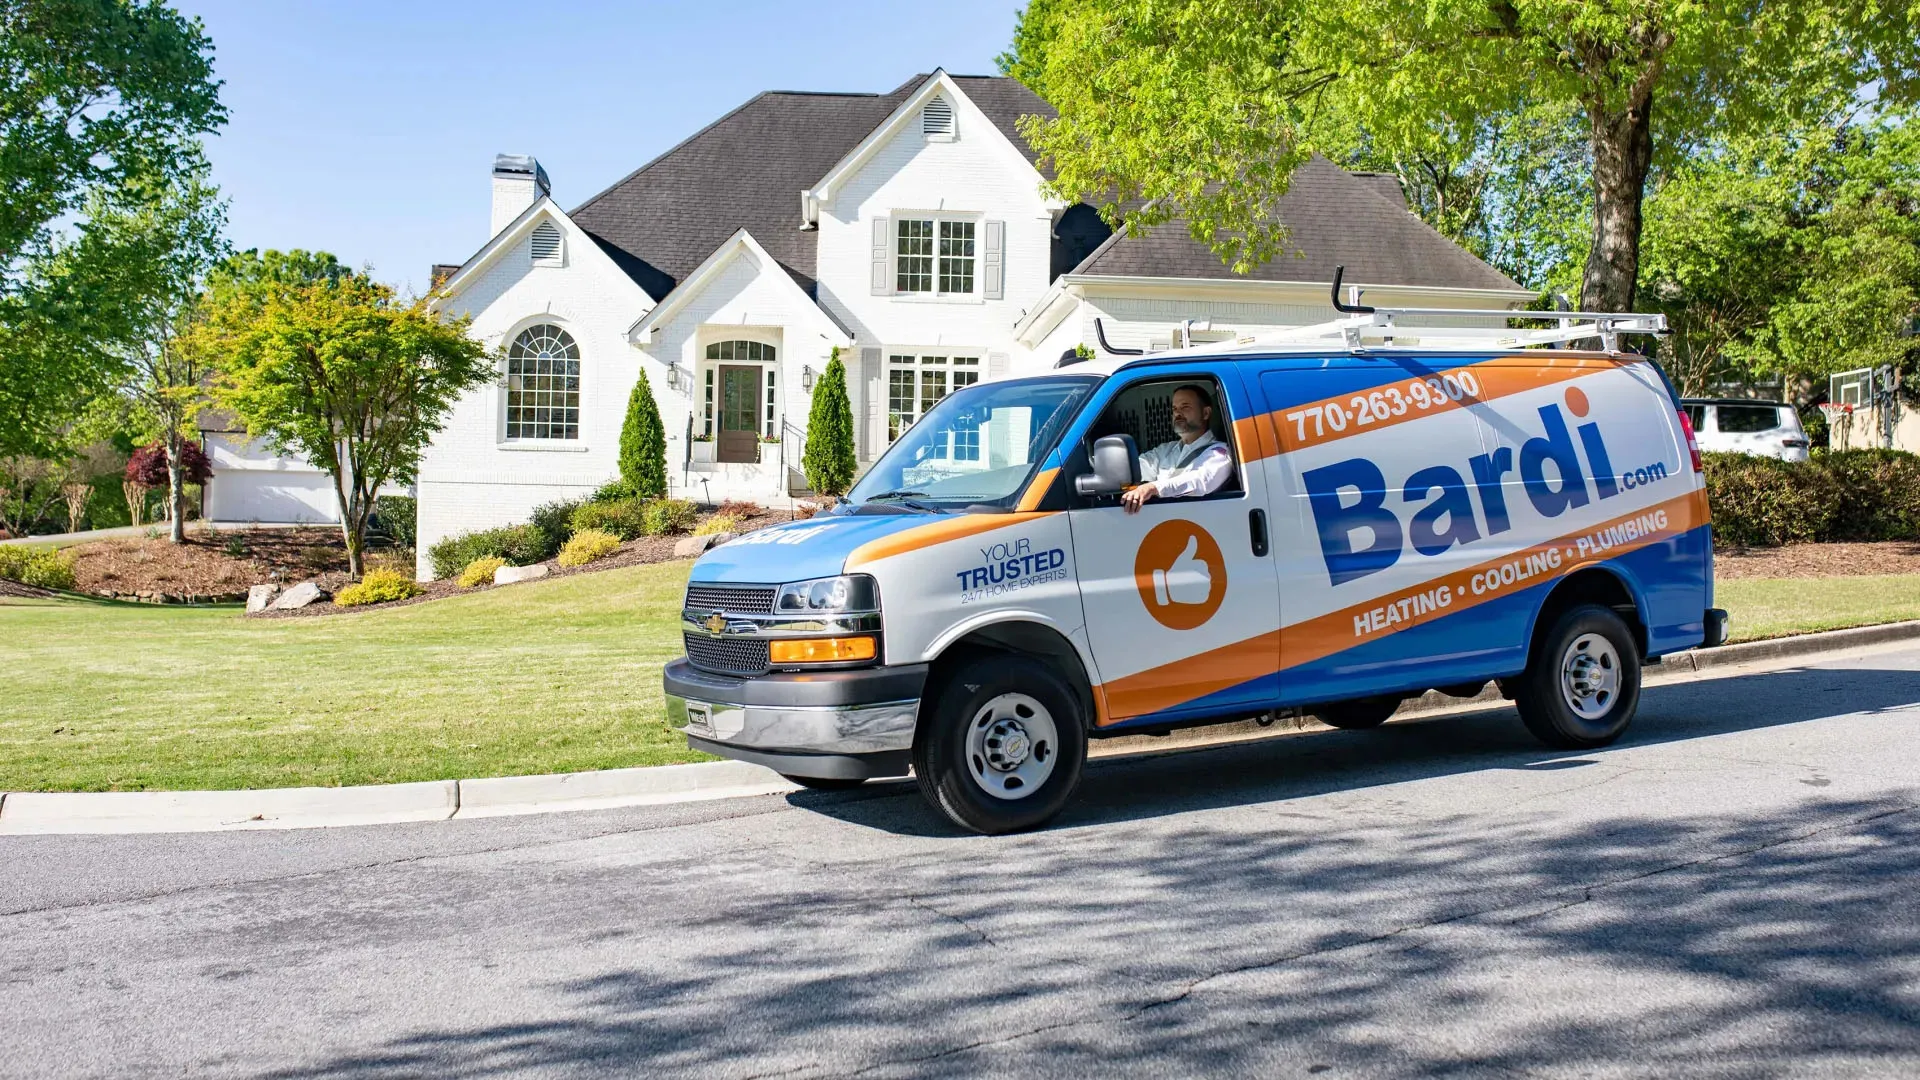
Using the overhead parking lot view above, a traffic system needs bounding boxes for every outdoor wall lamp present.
[666,361,685,392]
[802,364,815,391]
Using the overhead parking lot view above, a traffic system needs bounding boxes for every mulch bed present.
[68,527,358,602]
[253,506,796,618]
[1713,541,1920,580]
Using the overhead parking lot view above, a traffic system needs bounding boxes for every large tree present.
[1004,0,1920,310]
[0,0,225,458]
[208,259,494,577]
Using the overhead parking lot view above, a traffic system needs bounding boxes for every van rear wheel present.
[1514,604,1642,749]
[1314,695,1402,730]
[913,654,1087,835]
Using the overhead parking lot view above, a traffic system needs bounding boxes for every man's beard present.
[1172,416,1199,436]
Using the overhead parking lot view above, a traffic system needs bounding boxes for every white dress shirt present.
[1138,430,1234,499]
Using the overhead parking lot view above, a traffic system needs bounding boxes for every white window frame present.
[499,321,584,447]
[891,213,980,300]
[884,351,983,459]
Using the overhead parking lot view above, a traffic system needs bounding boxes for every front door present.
[1067,366,1282,729]
[718,365,760,463]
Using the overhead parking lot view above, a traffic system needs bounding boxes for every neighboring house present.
[417,69,1532,578]
[200,412,341,525]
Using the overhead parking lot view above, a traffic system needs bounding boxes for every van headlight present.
[775,574,879,614]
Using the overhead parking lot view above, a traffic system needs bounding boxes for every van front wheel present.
[1515,604,1642,749]
[913,654,1088,835]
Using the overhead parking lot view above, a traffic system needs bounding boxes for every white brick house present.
[416,70,1531,577]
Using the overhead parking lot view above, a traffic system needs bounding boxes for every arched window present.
[505,324,580,440]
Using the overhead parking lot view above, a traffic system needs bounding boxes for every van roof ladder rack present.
[1224,267,1671,355]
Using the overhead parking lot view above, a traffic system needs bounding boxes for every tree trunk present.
[342,504,366,579]
[166,433,187,544]
[1581,95,1656,314]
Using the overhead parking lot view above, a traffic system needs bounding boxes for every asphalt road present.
[5,645,1920,1079]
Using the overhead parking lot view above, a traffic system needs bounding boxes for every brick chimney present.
[491,154,550,236]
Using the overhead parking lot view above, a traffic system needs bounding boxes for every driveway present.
[4,645,1919,1077]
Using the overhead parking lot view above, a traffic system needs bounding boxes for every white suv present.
[1681,399,1811,462]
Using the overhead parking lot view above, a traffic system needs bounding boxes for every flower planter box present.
[690,442,714,463]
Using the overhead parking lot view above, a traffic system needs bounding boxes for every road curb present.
[6,620,1918,836]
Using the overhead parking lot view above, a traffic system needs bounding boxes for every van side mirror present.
[1075,434,1140,496]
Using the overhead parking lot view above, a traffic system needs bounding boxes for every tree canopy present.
[1004,0,1920,310]
[0,0,225,459]
[208,257,494,576]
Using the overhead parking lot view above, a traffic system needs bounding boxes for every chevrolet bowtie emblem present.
[704,611,728,635]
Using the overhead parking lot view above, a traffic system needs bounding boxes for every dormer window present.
[921,96,955,139]
[530,220,563,265]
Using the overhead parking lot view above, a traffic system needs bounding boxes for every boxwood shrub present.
[643,498,699,536]
[570,496,650,540]
[334,568,423,607]
[1705,449,1920,548]
[527,497,586,558]
[426,524,546,579]
[0,545,76,590]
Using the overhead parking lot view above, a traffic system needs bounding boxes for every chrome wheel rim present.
[1560,633,1621,721]
[965,692,1058,801]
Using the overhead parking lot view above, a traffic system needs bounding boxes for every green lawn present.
[1717,574,1920,642]
[4,564,1918,793]
[0,561,708,792]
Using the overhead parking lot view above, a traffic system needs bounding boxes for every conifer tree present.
[619,368,668,499]
[803,352,856,496]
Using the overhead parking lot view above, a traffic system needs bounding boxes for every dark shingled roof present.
[1073,156,1521,291]
[569,74,1052,301]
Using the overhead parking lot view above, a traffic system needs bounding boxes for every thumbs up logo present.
[1134,520,1227,630]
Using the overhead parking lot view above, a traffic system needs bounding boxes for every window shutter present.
[870,219,890,295]
[982,220,1005,299]
[987,351,1010,382]
[859,348,882,459]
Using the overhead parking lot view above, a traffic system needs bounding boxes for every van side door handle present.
[1249,508,1269,557]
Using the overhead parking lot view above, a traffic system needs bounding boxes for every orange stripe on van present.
[844,512,1058,569]
[1098,488,1707,722]
[1015,468,1059,512]
[1250,355,1638,461]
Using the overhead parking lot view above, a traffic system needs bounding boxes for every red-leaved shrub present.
[125,441,213,487]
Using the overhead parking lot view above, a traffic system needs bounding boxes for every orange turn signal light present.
[769,636,877,664]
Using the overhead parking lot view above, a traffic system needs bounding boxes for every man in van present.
[1120,383,1235,512]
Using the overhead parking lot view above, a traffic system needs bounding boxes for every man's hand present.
[1120,482,1158,514]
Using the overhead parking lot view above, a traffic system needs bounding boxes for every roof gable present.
[628,229,852,345]
[432,197,650,307]
[802,70,1061,221]
[565,75,1053,300]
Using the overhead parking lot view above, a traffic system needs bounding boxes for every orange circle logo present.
[1133,520,1228,630]
[1565,386,1591,417]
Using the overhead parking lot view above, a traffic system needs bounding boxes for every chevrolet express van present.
[666,301,1726,833]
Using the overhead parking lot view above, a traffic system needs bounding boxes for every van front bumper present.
[663,658,927,780]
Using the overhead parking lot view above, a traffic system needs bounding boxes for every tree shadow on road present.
[255,667,1920,1078]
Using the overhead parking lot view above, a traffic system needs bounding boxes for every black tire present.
[913,653,1088,835]
[780,774,867,791]
[1514,603,1642,749]
[1314,695,1402,730]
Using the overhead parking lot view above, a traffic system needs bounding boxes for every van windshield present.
[846,375,1096,512]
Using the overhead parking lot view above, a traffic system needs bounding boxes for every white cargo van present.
[667,287,1726,833]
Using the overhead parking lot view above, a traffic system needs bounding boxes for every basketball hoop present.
[1819,401,1854,427]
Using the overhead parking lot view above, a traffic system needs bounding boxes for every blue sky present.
[175,1,1023,294]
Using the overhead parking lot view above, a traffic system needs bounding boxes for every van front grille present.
[684,583,777,614]
[683,633,771,677]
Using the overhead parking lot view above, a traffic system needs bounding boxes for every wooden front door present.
[717,365,761,463]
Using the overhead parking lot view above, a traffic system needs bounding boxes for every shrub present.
[570,496,651,540]
[619,369,669,499]
[426,524,546,579]
[458,555,507,588]
[803,352,857,496]
[528,496,586,558]
[643,498,699,536]
[715,499,764,517]
[125,441,214,487]
[1704,449,1920,548]
[372,496,417,548]
[0,546,76,590]
[694,512,742,536]
[590,479,633,503]
[333,568,422,607]
[557,528,621,567]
